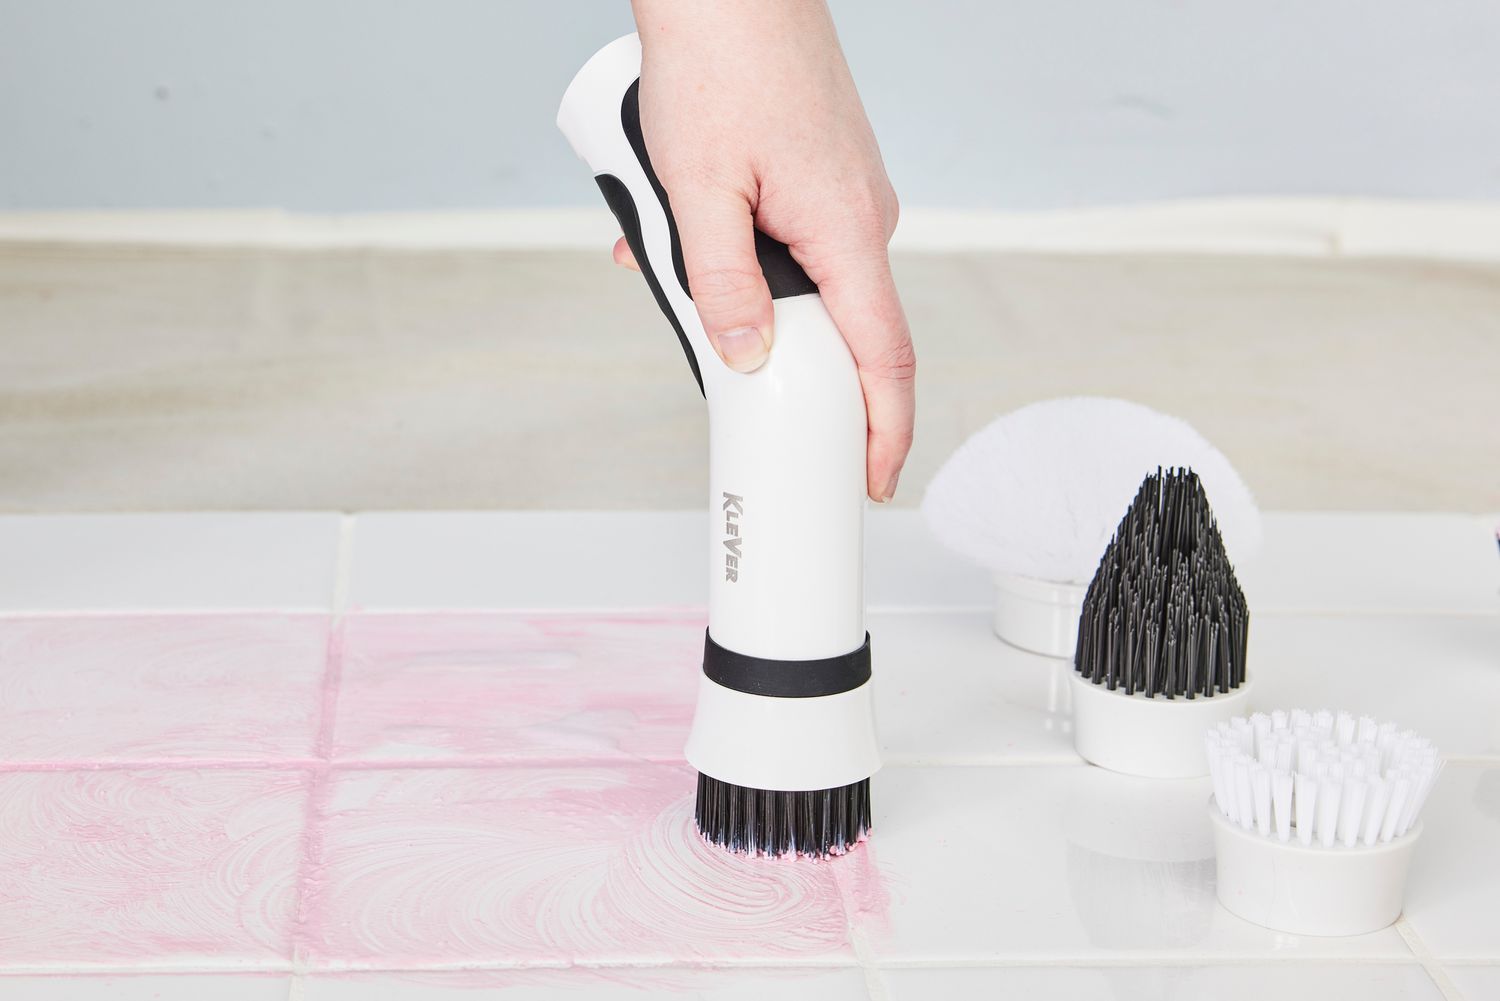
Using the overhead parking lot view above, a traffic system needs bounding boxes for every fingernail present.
[716,326,770,373]
[880,470,901,503]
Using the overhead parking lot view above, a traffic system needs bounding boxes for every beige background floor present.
[2,242,1496,512]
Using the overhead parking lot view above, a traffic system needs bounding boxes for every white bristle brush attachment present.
[922,397,1261,657]
[1205,709,1443,936]
[1071,469,1252,778]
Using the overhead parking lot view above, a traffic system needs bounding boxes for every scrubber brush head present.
[1074,467,1249,698]
[1069,466,1254,778]
[695,774,870,857]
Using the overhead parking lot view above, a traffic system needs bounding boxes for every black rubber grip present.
[596,172,705,394]
[613,81,820,391]
[702,630,872,698]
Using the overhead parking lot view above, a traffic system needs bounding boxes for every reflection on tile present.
[351,512,706,611]
[300,968,871,1000]
[865,766,1412,961]
[302,765,877,969]
[0,770,307,970]
[872,611,1079,764]
[334,613,703,762]
[0,513,342,612]
[0,975,290,1000]
[881,964,1444,1001]
[1248,615,1500,758]
[1402,764,1500,960]
[1446,965,1500,1001]
[1239,514,1499,615]
[0,615,329,764]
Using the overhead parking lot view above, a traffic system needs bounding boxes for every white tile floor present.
[0,509,1495,1000]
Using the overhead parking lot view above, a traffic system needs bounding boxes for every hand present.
[623,0,914,503]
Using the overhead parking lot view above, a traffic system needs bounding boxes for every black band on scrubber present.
[701,631,871,698]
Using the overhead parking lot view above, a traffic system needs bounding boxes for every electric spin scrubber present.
[558,34,880,857]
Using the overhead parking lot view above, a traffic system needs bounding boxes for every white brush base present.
[1071,672,1252,778]
[992,573,1086,658]
[684,675,881,793]
[1210,803,1421,936]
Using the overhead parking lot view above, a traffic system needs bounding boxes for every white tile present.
[1247,615,1500,759]
[0,513,342,612]
[881,964,1443,1001]
[300,968,869,1000]
[0,975,290,1000]
[874,611,1500,767]
[350,512,704,611]
[1401,764,1500,961]
[1239,513,1499,616]
[872,611,1079,764]
[1447,965,1500,1001]
[350,510,988,612]
[862,765,1413,962]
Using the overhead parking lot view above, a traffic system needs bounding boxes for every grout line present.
[1395,918,1468,1001]
[0,758,323,773]
[0,753,1493,776]
[0,964,295,977]
[286,513,357,984]
[829,852,891,1001]
[287,607,349,976]
[1,955,1449,978]
[869,954,1429,970]
[275,957,863,974]
[0,604,1492,620]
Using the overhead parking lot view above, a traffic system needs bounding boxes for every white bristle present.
[1204,709,1442,849]
[920,397,1262,583]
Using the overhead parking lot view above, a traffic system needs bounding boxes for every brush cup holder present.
[1210,803,1421,936]
[1071,673,1252,778]
[992,573,1087,658]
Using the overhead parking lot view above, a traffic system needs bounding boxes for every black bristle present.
[695,772,870,858]
[1074,467,1249,698]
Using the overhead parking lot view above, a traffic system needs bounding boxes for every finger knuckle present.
[688,264,765,307]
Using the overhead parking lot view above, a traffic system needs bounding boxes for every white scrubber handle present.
[559,35,879,792]
[557,34,867,661]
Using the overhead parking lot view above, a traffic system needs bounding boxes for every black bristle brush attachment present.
[559,36,881,856]
[1071,467,1255,777]
[695,772,872,858]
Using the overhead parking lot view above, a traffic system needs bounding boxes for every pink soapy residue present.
[1,610,891,972]
[333,612,706,763]
[0,614,329,765]
[0,768,308,965]
[299,762,878,967]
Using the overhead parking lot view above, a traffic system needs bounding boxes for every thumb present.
[672,188,775,373]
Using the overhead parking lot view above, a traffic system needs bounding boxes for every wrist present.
[631,0,833,47]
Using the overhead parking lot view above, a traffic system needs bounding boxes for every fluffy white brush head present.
[921,397,1263,584]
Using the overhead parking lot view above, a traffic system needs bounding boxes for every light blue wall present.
[3,0,1499,210]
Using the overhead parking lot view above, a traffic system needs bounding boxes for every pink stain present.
[0,769,308,965]
[333,612,706,763]
[1,611,892,972]
[298,762,871,968]
[0,615,329,765]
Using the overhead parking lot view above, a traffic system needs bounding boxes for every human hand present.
[622,0,914,503]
